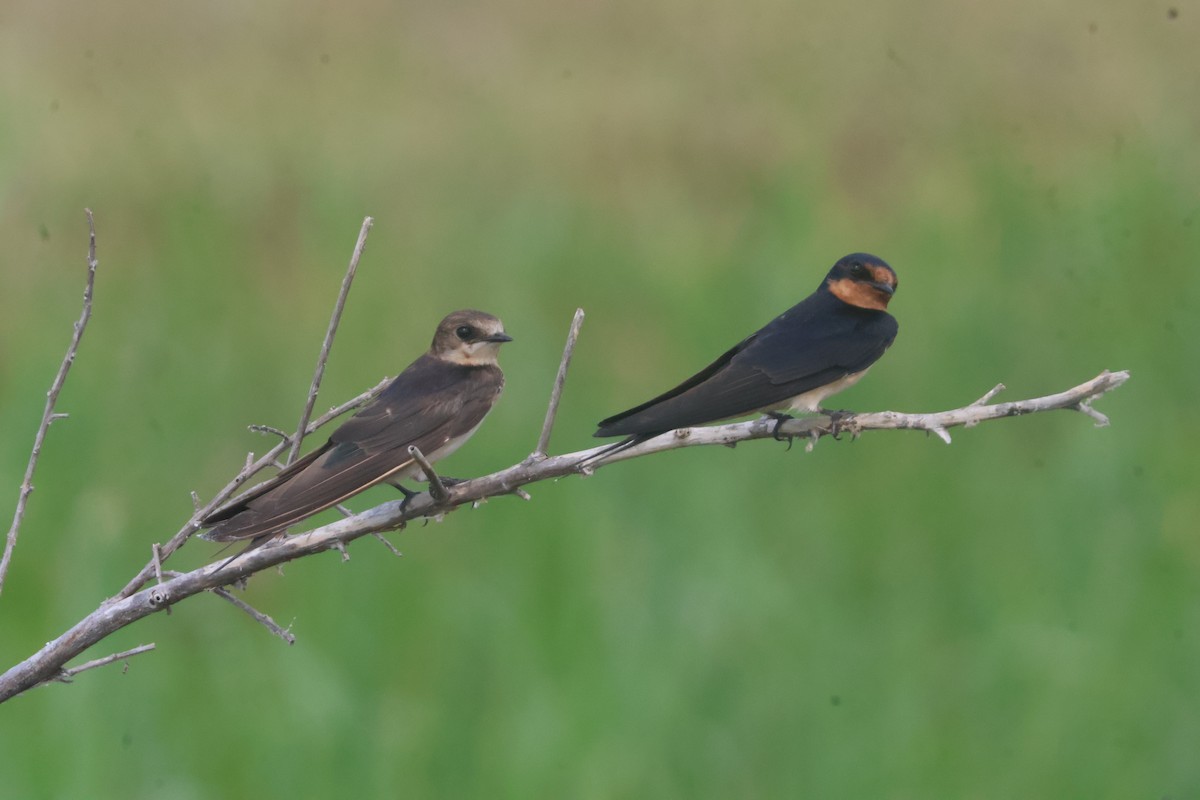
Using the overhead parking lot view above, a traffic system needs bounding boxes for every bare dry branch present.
[972,383,1006,406]
[39,644,156,686]
[288,216,374,464]
[210,588,296,644]
[532,308,585,458]
[372,533,404,557]
[249,424,289,441]
[1,209,99,597]
[0,368,1128,703]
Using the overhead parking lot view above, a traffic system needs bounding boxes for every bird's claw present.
[766,412,796,450]
[392,477,465,513]
[823,409,853,440]
[390,482,420,513]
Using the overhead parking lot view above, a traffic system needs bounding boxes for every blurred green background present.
[1,0,1196,796]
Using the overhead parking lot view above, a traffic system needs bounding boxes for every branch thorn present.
[973,383,1006,406]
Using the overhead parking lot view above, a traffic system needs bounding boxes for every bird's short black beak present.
[484,332,514,343]
[869,281,895,296]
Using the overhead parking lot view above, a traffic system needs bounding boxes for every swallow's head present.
[432,309,513,366]
[824,253,898,312]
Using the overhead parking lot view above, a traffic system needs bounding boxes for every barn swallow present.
[593,253,898,454]
[201,309,512,543]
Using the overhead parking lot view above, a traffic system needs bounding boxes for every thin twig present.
[533,308,585,458]
[310,379,392,430]
[1074,401,1110,426]
[249,424,290,441]
[973,383,1006,406]
[372,533,404,557]
[1,210,99,598]
[288,216,373,464]
[41,644,156,686]
[408,446,449,503]
[152,544,171,616]
[331,541,350,562]
[210,587,296,644]
[152,544,165,584]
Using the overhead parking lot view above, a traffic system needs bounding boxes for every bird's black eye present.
[849,261,868,278]
[455,325,474,341]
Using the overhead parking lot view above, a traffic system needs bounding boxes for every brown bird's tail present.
[200,509,283,543]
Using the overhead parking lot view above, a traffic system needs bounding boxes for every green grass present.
[1,1,1198,797]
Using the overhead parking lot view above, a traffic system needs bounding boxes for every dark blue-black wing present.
[595,297,896,437]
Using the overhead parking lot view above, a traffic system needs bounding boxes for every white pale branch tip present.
[973,383,1006,406]
[1076,402,1110,427]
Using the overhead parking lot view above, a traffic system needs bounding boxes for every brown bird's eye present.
[849,261,868,278]
[455,325,474,340]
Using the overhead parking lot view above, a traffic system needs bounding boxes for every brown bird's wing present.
[202,357,503,541]
[200,443,332,525]
[596,292,897,437]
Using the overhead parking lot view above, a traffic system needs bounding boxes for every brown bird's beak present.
[868,281,895,296]
[484,332,514,343]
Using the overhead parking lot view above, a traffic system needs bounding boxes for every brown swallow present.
[201,309,512,542]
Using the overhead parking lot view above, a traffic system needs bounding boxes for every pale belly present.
[397,417,488,483]
[770,369,869,414]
